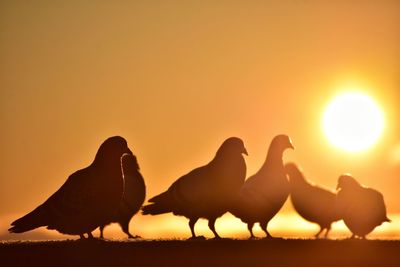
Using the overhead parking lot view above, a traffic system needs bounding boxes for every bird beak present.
[288,137,295,150]
[243,147,248,156]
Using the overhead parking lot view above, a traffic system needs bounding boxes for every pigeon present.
[336,174,391,239]
[285,163,341,238]
[9,136,132,239]
[142,137,247,239]
[230,134,293,238]
[99,153,146,239]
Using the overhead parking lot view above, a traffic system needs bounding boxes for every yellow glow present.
[3,213,399,240]
[323,92,384,152]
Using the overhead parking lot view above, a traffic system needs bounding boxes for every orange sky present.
[0,1,399,240]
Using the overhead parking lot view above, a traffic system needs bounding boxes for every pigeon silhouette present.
[285,163,341,238]
[142,137,247,239]
[336,174,391,239]
[230,134,293,238]
[9,136,132,239]
[99,153,146,239]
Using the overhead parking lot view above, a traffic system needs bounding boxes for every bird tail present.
[8,206,47,233]
[142,192,171,215]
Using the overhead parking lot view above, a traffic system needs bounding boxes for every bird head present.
[336,174,360,191]
[284,162,305,184]
[94,136,133,165]
[217,137,248,157]
[271,134,294,152]
[121,153,140,175]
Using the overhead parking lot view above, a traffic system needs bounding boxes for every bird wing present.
[9,167,100,233]
[291,183,339,221]
[143,164,216,215]
[365,188,389,223]
[168,165,216,206]
[236,174,273,213]
[43,167,100,226]
[241,170,289,203]
[239,175,261,200]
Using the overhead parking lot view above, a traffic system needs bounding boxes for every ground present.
[1,239,399,267]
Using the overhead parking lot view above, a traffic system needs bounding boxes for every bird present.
[229,134,293,239]
[99,153,146,239]
[9,136,132,239]
[142,137,248,239]
[336,174,391,239]
[285,163,341,238]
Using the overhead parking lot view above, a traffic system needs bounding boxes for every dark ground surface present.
[1,238,400,267]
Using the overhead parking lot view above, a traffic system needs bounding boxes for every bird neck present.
[260,146,284,173]
[213,151,243,165]
[290,177,308,188]
[93,158,123,176]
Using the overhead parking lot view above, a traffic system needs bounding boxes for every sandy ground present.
[1,238,400,267]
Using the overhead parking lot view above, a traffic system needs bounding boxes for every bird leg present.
[324,225,331,239]
[260,222,273,239]
[120,222,141,239]
[87,232,94,239]
[188,218,199,239]
[127,233,141,239]
[314,226,323,239]
[79,234,85,239]
[208,218,221,239]
[99,225,105,239]
[247,223,255,239]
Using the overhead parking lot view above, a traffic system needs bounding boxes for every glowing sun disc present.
[323,92,384,152]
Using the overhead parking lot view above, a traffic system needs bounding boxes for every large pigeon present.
[99,153,146,238]
[230,134,294,238]
[336,174,390,239]
[9,136,132,239]
[142,137,247,239]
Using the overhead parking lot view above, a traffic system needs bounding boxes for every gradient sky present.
[1,1,399,239]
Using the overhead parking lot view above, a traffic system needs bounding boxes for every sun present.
[322,92,384,152]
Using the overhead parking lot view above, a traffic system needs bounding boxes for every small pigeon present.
[99,153,146,238]
[230,134,294,238]
[142,137,247,239]
[9,136,132,239]
[336,174,391,239]
[285,163,341,238]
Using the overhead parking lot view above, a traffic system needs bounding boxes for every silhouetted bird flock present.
[9,135,391,240]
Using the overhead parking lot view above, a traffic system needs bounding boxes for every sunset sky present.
[0,1,399,240]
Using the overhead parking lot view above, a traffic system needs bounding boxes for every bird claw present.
[128,235,141,239]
